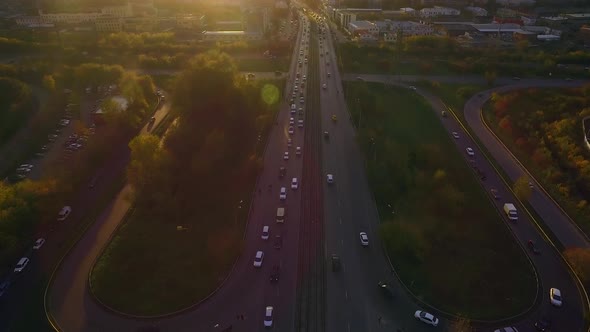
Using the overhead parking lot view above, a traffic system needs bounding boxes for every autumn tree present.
[127,134,168,206]
[485,70,497,86]
[564,248,590,283]
[513,175,533,201]
[448,317,473,332]
[42,74,56,91]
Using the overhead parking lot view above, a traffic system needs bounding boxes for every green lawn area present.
[343,82,536,319]
[236,57,290,72]
[90,79,283,315]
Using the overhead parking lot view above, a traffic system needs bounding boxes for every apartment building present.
[419,6,460,18]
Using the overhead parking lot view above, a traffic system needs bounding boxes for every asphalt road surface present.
[351,74,587,331]
[45,13,309,332]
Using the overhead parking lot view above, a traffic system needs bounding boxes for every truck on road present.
[503,203,518,222]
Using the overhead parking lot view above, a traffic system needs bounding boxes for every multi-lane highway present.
[18,7,590,332]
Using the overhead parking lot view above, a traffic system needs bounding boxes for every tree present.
[564,248,590,283]
[485,70,497,86]
[448,317,473,332]
[513,176,533,201]
[42,74,56,91]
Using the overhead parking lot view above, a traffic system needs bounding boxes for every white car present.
[414,310,439,326]
[284,152,289,160]
[298,120,304,128]
[359,232,369,246]
[261,226,270,240]
[57,206,72,221]
[14,257,30,273]
[409,86,417,91]
[466,147,475,156]
[494,327,519,332]
[264,306,274,327]
[288,127,294,135]
[327,72,331,77]
[322,83,327,89]
[291,177,298,190]
[327,174,334,184]
[289,117,295,125]
[19,164,34,170]
[279,187,287,200]
[296,147,301,156]
[253,251,264,267]
[452,132,459,139]
[33,238,45,250]
[550,288,562,307]
[287,138,292,147]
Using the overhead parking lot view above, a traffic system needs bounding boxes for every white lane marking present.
[345,290,348,300]
[347,323,351,332]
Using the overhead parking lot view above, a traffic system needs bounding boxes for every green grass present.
[343,81,537,319]
[236,57,290,72]
[89,80,282,315]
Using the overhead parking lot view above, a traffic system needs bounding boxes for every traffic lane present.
[465,88,589,249]
[416,89,584,331]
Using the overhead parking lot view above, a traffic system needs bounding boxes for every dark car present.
[270,265,280,283]
[324,131,329,140]
[331,254,340,272]
[279,167,286,178]
[528,240,541,255]
[378,281,395,299]
[273,235,282,249]
[535,317,551,331]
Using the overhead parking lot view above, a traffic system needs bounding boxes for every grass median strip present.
[343,81,536,319]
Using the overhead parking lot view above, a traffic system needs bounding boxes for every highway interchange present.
[3,6,584,332]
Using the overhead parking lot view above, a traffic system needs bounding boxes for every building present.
[101,4,133,18]
[336,11,356,28]
[176,14,202,29]
[201,30,262,41]
[347,20,379,36]
[496,0,535,5]
[15,15,46,27]
[419,6,460,18]
[39,11,102,24]
[464,6,487,17]
[124,17,157,32]
[95,16,123,32]
[216,20,244,30]
[376,20,434,36]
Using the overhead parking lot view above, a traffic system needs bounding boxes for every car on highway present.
[296,147,301,156]
[33,238,46,250]
[274,235,282,249]
[261,226,270,240]
[327,174,334,184]
[57,206,72,221]
[324,131,329,140]
[298,119,304,128]
[331,115,337,122]
[414,310,439,326]
[14,257,30,273]
[409,86,417,91]
[550,288,562,307]
[289,117,294,125]
[512,77,521,80]
[299,97,304,104]
[331,254,341,272]
[270,265,280,283]
[322,83,327,89]
[466,147,475,156]
[327,72,331,77]
[378,281,395,299]
[528,240,541,255]
[490,188,500,200]
[494,327,519,332]
[264,306,274,327]
[359,232,369,246]
[452,132,459,139]
[253,251,264,267]
[291,177,298,190]
[279,187,287,200]
[287,138,292,147]
[279,167,286,178]
[284,152,289,160]
[0,279,10,297]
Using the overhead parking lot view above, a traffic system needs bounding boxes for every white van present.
[276,207,285,223]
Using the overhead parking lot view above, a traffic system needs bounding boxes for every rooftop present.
[349,20,376,29]
[202,30,261,35]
